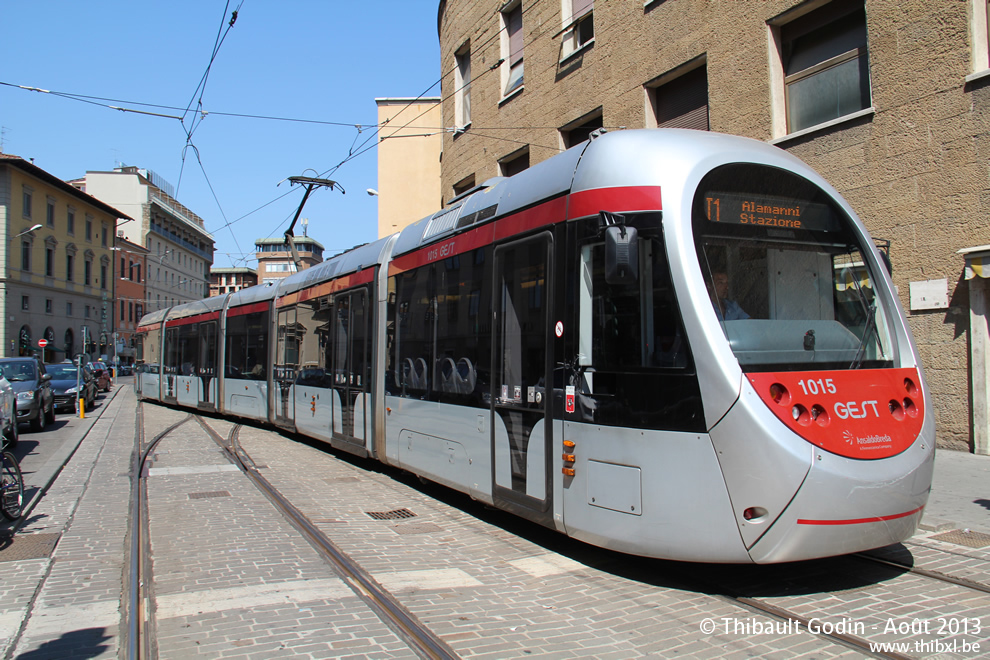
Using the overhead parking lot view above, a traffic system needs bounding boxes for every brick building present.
[209,267,257,296]
[437,0,990,452]
[254,237,324,285]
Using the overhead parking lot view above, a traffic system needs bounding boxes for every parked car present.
[47,363,97,413]
[0,357,55,432]
[0,374,16,448]
[90,361,111,392]
[118,364,133,377]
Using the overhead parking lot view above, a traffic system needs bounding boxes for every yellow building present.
[375,97,442,238]
[0,155,130,362]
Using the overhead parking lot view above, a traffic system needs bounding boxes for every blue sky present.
[0,1,442,268]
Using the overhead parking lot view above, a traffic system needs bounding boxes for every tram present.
[136,128,934,563]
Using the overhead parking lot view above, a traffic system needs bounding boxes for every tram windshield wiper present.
[850,300,877,369]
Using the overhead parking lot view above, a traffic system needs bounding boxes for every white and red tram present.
[136,129,933,563]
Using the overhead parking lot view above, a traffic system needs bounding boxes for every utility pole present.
[283,176,343,271]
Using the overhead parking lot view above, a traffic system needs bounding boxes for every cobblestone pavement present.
[1,385,989,658]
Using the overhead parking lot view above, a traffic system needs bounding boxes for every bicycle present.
[1,440,23,520]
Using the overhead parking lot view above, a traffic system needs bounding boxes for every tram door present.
[331,289,369,445]
[197,321,217,410]
[274,307,297,427]
[163,327,178,404]
[492,234,552,519]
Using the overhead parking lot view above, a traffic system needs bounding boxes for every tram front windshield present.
[692,163,894,372]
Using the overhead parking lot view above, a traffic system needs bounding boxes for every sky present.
[0,1,442,268]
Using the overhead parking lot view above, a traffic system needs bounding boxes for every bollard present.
[80,397,85,419]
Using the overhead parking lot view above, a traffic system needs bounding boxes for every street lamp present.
[14,224,42,238]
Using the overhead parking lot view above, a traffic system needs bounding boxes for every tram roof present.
[391,138,588,258]
[166,293,229,321]
[226,279,279,308]
[274,234,396,297]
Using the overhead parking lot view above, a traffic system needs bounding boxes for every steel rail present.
[194,416,459,660]
[854,552,990,595]
[127,406,192,660]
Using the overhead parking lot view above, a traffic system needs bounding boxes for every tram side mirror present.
[602,212,639,285]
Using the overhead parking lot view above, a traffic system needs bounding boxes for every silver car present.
[0,374,15,448]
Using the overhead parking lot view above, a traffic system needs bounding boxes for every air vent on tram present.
[423,206,463,241]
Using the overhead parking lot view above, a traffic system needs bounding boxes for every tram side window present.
[178,323,200,376]
[579,226,690,370]
[225,310,269,379]
[434,247,491,403]
[393,266,434,394]
[295,298,332,387]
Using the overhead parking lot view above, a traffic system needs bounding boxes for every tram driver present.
[708,271,749,322]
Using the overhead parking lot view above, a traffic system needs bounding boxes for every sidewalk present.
[921,447,990,535]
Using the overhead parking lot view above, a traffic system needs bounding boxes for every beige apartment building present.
[437,0,990,453]
[0,155,129,362]
[73,167,215,315]
[375,97,443,238]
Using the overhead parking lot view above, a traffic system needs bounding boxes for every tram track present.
[128,403,193,659]
[193,414,459,660]
[132,402,990,659]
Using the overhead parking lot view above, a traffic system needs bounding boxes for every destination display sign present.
[704,192,838,232]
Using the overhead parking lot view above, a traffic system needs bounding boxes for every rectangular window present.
[452,174,475,202]
[101,223,108,247]
[85,305,91,319]
[22,189,32,219]
[501,3,524,97]
[85,260,92,286]
[499,147,530,177]
[46,199,55,228]
[67,254,74,282]
[649,62,710,131]
[777,0,871,134]
[101,263,107,289]
[67,302,73,316]
[46,247,54,277]
[45,299,53,314]
[561,0,594,61]
[21,296,29,311]
[121,300,126,322]
[560,109,603,149]
[67,209,75,235]
[85,216,92,241]
[454,44,472,129]
[21,240,31,271]
[129,302,134,322]
[121,257,126,278]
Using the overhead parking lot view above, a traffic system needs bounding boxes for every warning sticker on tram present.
[705,192,838,232]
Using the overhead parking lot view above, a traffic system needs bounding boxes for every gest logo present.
[833,400,880,420]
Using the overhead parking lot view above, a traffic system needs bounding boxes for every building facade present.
[438,0,990,452]
[0,155,130,363]
[375,97,443,238]
[255,237,324,284]
[209,267,257,296]
[113,236,148,367]
[73,167,214,315]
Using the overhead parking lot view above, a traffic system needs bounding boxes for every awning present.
[959,245,990,279]
[834,266,872,292]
